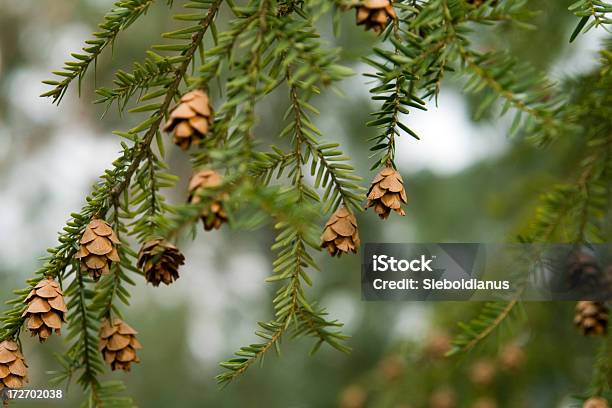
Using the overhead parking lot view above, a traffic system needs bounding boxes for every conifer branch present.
[41,0,161,103]
[447,300,519,356]
[250,149,298,182]
[589,333,612,395]
[569,0,612,42]
[110,0,222,203]
[458,46,564,143]
[95,63,175,113]
[12,0,612,405]
[450,39,612,358]
[0,2,220,345]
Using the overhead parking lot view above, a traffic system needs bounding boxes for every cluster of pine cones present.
[163,90,229,233]
[1,90,231,389]
[162,89,409,258]
[569,251,610,338]
[4,87,408,392]
[321,166,408,257]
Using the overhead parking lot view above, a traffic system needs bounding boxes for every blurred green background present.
[0,0,608,406]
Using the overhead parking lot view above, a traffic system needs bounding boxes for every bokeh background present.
[0,0,608,406]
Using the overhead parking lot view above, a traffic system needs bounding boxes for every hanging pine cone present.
[567,251,602,292]
[76,219,120,281]
[163,90,212,150]
[137,239,185,286]
[355,0,397,34]
[583,397,610,408]
[469,358,496,386]
[339,385,367,408]
[366,166,407,219]
[188,170,229,231]
[423,330,452,359]
[377,354,405,381]
[574,301,608,336]
[99,318,142,372]
[429,387,456,408]
[321,207,360,257]
[21,277,67,342]
[0,340,28,390]
[498,343,525,372]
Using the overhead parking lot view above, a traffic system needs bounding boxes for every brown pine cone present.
[575,301,608,336]
[469,358,496,386]
[339,385,367,408]
[0,340,28,390]
[471,398,497,408]
[355,0,397,34]
[188,170,229,231]
[583,397,610,408]
[99,318,142,372]
[429,387,456,408]
[163,90,212,150]
[137,239,185,286]
[567,251,602,292]
[366,167,407,219]
[76,219,120,281]
[499,343,525,372]
[321,207,360,257]
[21,277,67,342]
[423,330,452,359]
[377,354,405,381]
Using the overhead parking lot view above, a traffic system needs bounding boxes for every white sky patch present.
[0,126,118,271]
[321,290,363,332]
[391,303,432,342]
[183,242,270,363]
[8,68,64,124]
[395,91,508,175]
[345,62,509,175]
[550,26,608,79]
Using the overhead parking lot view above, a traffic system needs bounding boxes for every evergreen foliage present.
[0,0,610,406]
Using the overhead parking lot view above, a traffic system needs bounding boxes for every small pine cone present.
[339,385,367,408]
[575,301,608,336]
[366,167,407,219]
[567,251,601,292]
[188,170,229,231]
[469,359,496,386]
[499,343,525,372]
[76,219,120,281]
[423,330,452,359]
[355,0,397,34]
[321,207,360,257]
[21,278,67,342]
[429,387,456,408]
[163,90,212,150]
[99,319,142,372]
[584,397,610,408]
[137,239,185,286]
[377,354,404,381]
[0,340,28,390]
